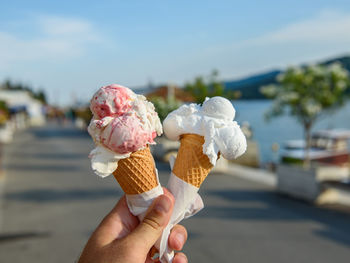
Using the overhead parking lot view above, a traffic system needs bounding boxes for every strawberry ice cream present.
[88,84,165,262]
[90,84,132,119]
[88,84,162,177]
[100,114,156,154]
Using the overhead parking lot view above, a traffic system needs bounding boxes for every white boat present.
[281,129,350,165]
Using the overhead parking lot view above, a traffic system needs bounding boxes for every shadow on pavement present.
[204,189,350,247]
[0,232,50,243]
[5,164,81,172]
[9,152,87,160]
[155,161,171,173]
[5,188,121,202]
[31,126,89,139]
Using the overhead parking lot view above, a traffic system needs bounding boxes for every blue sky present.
[1,1,350,105]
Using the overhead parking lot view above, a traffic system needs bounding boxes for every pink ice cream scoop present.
[90,84,132,119]
[100,114,156,154]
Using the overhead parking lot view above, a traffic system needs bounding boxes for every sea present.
[232,100,350,165]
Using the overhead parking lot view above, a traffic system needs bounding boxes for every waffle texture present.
[173,134,214,188]
[113,146,158,194]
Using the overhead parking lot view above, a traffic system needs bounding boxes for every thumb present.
[126,194,174,254]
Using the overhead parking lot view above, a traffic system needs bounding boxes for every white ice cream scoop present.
[202,96,235,121]
[214,124,247,160]
[163,96,246,165]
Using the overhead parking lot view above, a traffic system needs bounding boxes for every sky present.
[1,0,350,105]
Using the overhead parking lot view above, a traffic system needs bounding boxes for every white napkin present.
[124,169,163,220]
[125,184,164,220]
[157,156,204,263]
[123,157,204,263]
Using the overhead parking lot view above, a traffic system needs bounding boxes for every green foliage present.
[261,63,350,165]
[225,90,242,100]
[32,90,47,104]
[0,100,8,112]
[185,70,226,103]
[75,107,93,125]
[261,63,350,124]
[149,96,182,122]
[0,100,9,124]
[1,79,47,104]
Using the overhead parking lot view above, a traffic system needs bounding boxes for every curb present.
[317,182,350,208]
[226,163,277,187]
[0,170,6,233]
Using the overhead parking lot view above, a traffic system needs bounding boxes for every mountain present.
[224,70,281,99]
[224,55,350,100]
[322,56,350,69]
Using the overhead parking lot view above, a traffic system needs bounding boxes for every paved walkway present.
[0,124,350,263]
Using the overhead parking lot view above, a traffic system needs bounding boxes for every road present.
[0,124,349,263]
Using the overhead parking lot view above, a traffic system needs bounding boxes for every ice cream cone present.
[172,133,214,188]
[113,146,158,194]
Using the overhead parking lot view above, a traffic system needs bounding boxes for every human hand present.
[78,189,188,263]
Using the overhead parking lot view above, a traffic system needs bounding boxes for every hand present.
[78,189,188,263]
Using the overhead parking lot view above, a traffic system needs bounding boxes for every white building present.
[0,90,46,127]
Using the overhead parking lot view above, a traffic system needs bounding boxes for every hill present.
[224,55,350,100]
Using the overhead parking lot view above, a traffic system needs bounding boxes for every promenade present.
[0,124,349,263]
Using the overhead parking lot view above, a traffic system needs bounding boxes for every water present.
[232,100,350,164]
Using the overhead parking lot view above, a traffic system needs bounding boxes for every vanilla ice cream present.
[163,96,247,164]
[158,97,247,262]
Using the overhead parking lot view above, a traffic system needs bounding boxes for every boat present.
[281,129,350,165]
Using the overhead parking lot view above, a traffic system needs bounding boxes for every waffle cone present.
[172,134,214,188]
[113,146,158,194]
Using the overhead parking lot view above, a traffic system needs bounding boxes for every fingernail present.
[175,233,185,249]
[154,195,172,213]
[176,253,187,263]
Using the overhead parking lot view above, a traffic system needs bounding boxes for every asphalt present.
[0,123,349,263]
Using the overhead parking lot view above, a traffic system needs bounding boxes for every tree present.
[0,100,9,125]
[32,90,47,104]
[185,70,225,103]
[1,79,47,104]
[185,70,241,103]
[261,62,350,166]
[149,96,182,122]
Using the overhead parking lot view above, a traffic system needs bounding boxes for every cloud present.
[252,10,350,45]
[183,9,350,81]
[0,15,102,68]
[38,15,97,37]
